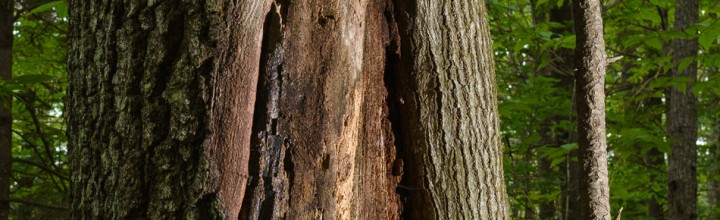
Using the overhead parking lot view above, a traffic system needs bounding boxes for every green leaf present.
[558,35,576,49]
[699,32,716,50]
[646,38,663,51]
[12,74,54,84]
[560,143,577,151]
[25,1,66,17]
[678,57,695,73]
[536,0,549,7]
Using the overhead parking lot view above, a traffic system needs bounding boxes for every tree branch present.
[12,158,68,181]
[4,198,68,210]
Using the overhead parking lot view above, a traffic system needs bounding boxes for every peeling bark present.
[572,0,611,219]
[67,0,269,218]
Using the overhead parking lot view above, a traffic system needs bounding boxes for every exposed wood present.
[239,0,402,218]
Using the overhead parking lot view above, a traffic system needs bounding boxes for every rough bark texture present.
[67,0,269,218]
[0,0,12,219]
[393,0,509,219]
[666,0,699,219]
[572,0,611,219]
[238,0,402,219]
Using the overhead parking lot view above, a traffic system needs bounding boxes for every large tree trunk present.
[0,0,13,219]
[393,0,509,219]
[68,0,509,219]
[572,0,611,219]
[67,1,269,218]
[666,0,699,219]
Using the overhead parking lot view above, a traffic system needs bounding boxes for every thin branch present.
[11,130,51,167]
[21,96,59,172]
[12,158,69,181]
[4,198,68,210]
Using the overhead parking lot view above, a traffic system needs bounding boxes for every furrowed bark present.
[572,0,611,219]
[239,0,402,219]
[393,0,509,219]
[0,0,13,219]
[666,0,699,219]
[67,0,269,218]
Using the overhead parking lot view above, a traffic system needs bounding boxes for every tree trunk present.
[67,1,269,218]
[572,0,611,219]
[393,0,509,219]
[0,0,13,219]
[666,0,699,219]
[68,0,509,219]
[238,0,402,219]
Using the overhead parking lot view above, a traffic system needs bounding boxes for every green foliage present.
[493,0,720,218]
[6,1,69,218]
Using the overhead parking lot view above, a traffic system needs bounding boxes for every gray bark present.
[67,0,269,218]
[393,0,509,219]
[572,0,611,219]
[666,0,699,219]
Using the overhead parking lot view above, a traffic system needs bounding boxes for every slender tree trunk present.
[666,0,699,219]
[0,1,13,219]
[572,0,610,219]
[393,0,509,219]
[67,1,269,218]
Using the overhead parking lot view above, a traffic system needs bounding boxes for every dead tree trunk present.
[0,1,13,219]
[67,1,269,218]
[238,0,402,219]
[572,0,611,219]
[666,0,699,219]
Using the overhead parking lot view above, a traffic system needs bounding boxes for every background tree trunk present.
[572,0,611,219]
[67,1,269,218]
[393,0,509,219]
[666,0,699,219]
[0,0,13,219]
